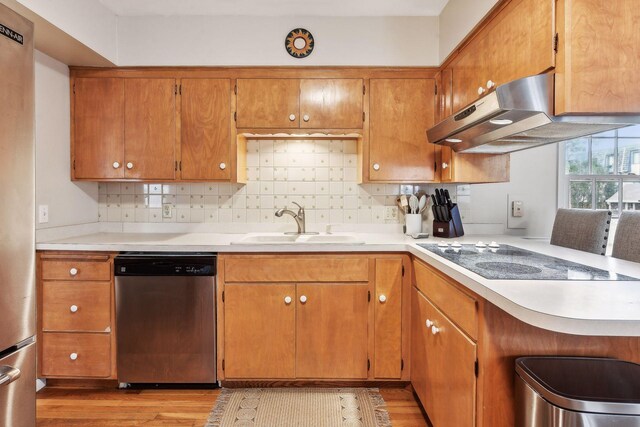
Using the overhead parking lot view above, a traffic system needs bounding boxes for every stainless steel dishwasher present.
[114,252,216,385]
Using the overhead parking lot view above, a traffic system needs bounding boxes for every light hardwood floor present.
[36,386,430,426]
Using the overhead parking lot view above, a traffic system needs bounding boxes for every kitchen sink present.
[231,233,364,245]
[231,234,299,244]
[297,234,364,244]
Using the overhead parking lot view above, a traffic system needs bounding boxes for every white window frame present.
[558,140,640,217]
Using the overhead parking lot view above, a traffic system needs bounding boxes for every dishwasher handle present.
[0,366,21,387]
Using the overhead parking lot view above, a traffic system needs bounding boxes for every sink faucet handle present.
[291,201,304,215]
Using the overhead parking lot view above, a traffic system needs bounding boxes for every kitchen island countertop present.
[36,232,640,337]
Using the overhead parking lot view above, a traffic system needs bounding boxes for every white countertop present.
[37,232,640,337]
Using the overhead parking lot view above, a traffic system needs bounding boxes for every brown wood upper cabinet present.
[73,77,177,181]
[236,78,364,129]
[437,69,510,183]
[124,78,176,180]
[180,79,232,180]
[369,79,436,183]
[73,78,124,180]
[450,0,555,112]
[555,0,640,114]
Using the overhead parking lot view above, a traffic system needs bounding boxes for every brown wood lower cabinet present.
[296,283,369,379]
[224,283,296,379]
[41,333,111,378]
[37,251,117,380]
[412,287,476,427]
[411,258,640,427]
[218,254,410,382]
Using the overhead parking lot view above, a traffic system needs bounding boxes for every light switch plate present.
[38,205,49,223]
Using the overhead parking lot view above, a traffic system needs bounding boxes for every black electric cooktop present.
[418,244,638,281]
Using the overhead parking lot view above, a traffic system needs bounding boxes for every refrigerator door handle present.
[0,365,21,386]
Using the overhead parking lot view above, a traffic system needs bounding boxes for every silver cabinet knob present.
[219,162,226,170]
[431,325,441,335]
[303,114,310,122]
[372,163,380,171]
[69,353,78,361]
[112,161,120,169]
[426,319,434,328]
[486,80,496,89]
[299,295,307,304]
[70,305,78,313]
[289,114,296,121]
[442,162,449,170]
[378,294,387,303]
[126,162,134,170]
[284,296,292,305]
[69,267,78,276]
[478,86,486,95]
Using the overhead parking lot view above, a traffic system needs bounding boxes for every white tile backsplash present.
[97,139,439,226]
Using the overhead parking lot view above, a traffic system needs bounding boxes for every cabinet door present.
[556,0,640,114]
[296,283,369,379]
[180,79,231,180]
[439,69,510,184]
[369,79,436,182]
[451,36,488,112]
[73,78,124,179]
[374,258,403,379]
[124,78,176,180]
[451,0,554,112]
[411,287,430,407]
[423,293,477,427]
[224,284,296,379]
[236,79,300,128]
[485,0,554,89]
[299,79,363,129]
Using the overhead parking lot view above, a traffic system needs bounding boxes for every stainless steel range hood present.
[427,73,640,154]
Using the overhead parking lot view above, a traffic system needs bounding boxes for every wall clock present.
[285,28,314,58]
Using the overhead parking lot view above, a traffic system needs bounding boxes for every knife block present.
[432,204,465,238]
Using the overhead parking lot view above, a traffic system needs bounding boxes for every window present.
[560,126,640,217]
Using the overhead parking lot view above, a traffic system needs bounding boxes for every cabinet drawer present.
[42,258,111,281]
[224,256,369,282]
[41,333,111,378]
[413,260,478,339]
[42,282,111,332]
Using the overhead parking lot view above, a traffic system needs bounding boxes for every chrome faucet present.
[275,202,307,234]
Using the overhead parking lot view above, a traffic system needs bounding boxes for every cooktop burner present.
[475,262,543,275]
[418,244,638,281]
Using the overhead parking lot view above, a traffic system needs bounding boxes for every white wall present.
[35,50,99,230]
[117,15,439,66]
[461,144,558,237]
[438,0,498,62]
[15,0,118,63]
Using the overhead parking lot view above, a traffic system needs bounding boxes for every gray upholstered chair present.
[550,208,611,255]
[612,211,640,263]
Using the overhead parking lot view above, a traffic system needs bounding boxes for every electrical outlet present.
[512,200,524,217]
[38,205,49,223]
[162,203,173,218]
[384,206,398,221]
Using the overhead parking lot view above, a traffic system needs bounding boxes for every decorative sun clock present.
[285,28,314,58]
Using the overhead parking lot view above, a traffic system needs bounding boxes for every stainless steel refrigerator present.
[0,3,36,427]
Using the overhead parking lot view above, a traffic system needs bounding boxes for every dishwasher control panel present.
[114,252,216,276]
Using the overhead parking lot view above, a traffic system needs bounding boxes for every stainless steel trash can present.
[515,357,640,427]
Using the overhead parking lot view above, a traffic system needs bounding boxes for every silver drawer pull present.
[69,353,78,361]
[70,305,78,313]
